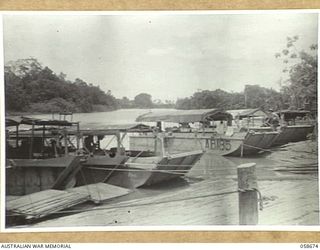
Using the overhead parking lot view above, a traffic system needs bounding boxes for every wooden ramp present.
[6,189,90,220]
[69,183,132,204]
[52,156,82,190]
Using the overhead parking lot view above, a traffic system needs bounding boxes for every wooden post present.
[237,163,258,225]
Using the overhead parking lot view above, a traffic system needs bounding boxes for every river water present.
[15,109,319,227]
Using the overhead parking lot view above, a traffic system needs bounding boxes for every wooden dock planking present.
[7,190,68,210]
[6,189,90,219]
[7,193,87,214]
[69,183,132,204]
[32,179,240,227]
[9,192,86,215]
[31,177,318,227]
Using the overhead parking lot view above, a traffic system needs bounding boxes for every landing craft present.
[242,109,315,146]
[133,108,278,157]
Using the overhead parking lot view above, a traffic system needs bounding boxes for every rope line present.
[85,166,210,174]
[242,143,273,153]
[125,162,198,167]
[238,188,264,211]
[103,135,116,151]
[102,160,127,183]
[130,150,146,163]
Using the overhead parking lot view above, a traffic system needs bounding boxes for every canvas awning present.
[6,116,77,127]
[5,117,23,127]
[136,109,232,123]
[227,108,267,119]
[69,123,153,136]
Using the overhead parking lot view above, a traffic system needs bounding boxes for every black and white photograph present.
[2,12,318,230]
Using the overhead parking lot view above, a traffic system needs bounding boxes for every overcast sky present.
[3,13,318,101]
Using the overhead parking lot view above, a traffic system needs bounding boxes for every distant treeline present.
[4,58,175,114]
[5,37,317,114]
[5,58,119,113]
[176,86,283,110]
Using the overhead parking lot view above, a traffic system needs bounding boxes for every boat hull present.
[129,133,243,156]
[272,125,314,146]
[129,131,278,157]
[126,150,204,187]
[226,131,278,156]
[76,154,129,187]
[6,156,80,196]
[249,125,315,146]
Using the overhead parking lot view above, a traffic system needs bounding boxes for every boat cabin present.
[227,108,267,128]
[6,116,80,159]
[67,123,154,157]
[276,109,313,126]
[136,109,233,134]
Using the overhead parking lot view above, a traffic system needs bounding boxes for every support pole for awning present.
[76,123,80,151]
[15,125,19,148]
[64,129,68,156]
[42,125,45,157]
[116,132,121,154]
[156,121,162,132]
[29,123,35,159]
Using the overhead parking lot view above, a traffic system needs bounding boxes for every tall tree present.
[275,36,317,110]
[134,93,153,108]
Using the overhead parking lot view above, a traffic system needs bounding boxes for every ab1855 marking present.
[205,138,232,151]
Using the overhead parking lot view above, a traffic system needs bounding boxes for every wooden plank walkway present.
[31,178,318,227]
[6,183,132,222]
[6,189,90,220]
[69,183,132,204]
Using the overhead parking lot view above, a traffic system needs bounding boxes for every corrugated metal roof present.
[80,123,152,132]
[6,116,77,127]
[227,108,267,119]
[136,109,232,123]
